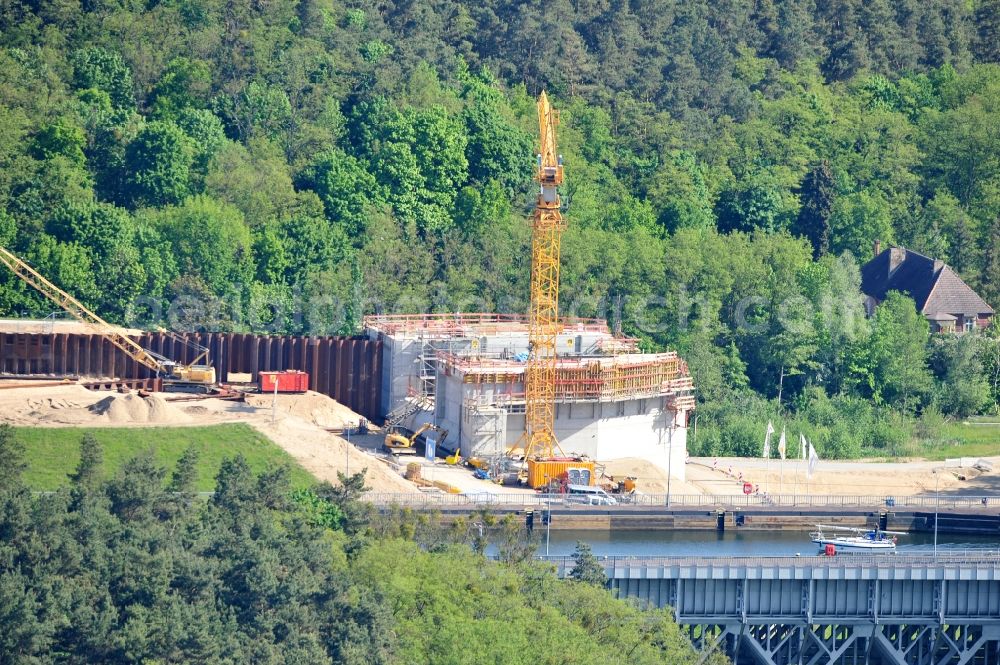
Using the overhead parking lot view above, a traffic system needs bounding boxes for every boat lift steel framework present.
[550,555,1000,665]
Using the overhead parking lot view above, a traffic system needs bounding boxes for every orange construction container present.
[527,458,597,489]
[258,370,310,393]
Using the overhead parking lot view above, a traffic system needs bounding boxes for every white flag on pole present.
[763,421,774,458]
[777,427,787,460]
[807,441,819,478]
[800,433,807,460]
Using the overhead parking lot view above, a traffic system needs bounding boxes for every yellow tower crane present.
[0,245,216,390]
[513,92,595,488]
[523,91,564,461]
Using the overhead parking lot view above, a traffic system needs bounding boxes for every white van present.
[566,484,617,506]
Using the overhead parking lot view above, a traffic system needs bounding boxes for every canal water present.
[535,529,1000,557]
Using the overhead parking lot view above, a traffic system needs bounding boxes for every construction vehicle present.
[383,422,448,455]
[465,456,490,471]
[507,92,596,488]
[606,476,637,494]
[0,246,216,390]
[445,447,462,465]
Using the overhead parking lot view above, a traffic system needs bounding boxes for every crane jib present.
[0,245,214,386]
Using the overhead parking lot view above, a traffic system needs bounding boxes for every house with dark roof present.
[860,246,994,334]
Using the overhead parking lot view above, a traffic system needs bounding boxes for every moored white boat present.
[810,524,904,551]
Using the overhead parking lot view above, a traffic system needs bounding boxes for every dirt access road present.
[0,381,415,493]
[687,456,1000,497]
[4,381,997,498]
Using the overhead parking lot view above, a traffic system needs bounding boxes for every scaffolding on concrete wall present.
[363,312,612,337]
[442,352,695,406]
[416,334,441,399]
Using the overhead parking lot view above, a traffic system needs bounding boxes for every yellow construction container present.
[526,458,596,489]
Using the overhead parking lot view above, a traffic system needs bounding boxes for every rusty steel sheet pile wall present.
[0,332,382,420]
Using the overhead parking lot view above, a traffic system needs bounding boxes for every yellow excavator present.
[0,245,216,390]
[383,422,449,455]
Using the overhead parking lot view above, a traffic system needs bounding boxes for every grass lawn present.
[912,421,1000,461]
[15,424,315,491]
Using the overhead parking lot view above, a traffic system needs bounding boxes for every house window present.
[964,317,975,332]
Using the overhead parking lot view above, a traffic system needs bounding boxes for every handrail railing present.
[362,312,611,335]
[364,492,1000,509]
[536,551,1000,573]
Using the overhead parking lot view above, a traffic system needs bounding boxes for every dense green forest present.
[0,426,722,664]
[1,0,1000,456]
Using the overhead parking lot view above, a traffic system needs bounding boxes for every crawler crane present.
[0,245,216,390]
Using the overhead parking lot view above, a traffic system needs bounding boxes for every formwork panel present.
[363,341,378,418]
[316,338,331,396]
[343,340,356,407]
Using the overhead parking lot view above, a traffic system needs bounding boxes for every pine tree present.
[569,541,608,586]
[793,161,836,257]
[948,214,977,277]
[168,444,199,494]
[980,218,1000,309]
[975,0,1000,63]
[818,0,870,80]
[69,432,103,488]
[105,450,166,522]
[0,424,26,490]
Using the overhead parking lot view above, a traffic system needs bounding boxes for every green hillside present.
[0,424,725,664]
[16,423,314,491]
[1,0,999,458]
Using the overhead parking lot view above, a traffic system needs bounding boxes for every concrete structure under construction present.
[364,314,695,481]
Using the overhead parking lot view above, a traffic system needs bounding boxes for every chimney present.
[888,247,906,278]
[874,239,881,257]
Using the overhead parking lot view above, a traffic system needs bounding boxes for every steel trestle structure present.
[549,555,1000,665]
[520,91,566,461]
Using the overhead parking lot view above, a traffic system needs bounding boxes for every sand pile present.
[88,393,191,425]
[244,391,361,429]
[24,395,87,411]
[601,457,710,495]
[0,385,192,426]
[0,384,102,425]
[251,418,416,493]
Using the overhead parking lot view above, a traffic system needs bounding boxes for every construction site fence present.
[364,493,1000,510]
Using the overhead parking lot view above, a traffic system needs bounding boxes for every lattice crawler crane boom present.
[0,245,216,390]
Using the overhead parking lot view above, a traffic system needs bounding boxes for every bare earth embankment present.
[0,382,414,493]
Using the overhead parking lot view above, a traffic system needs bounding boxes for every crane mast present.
[522,91,566,463]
